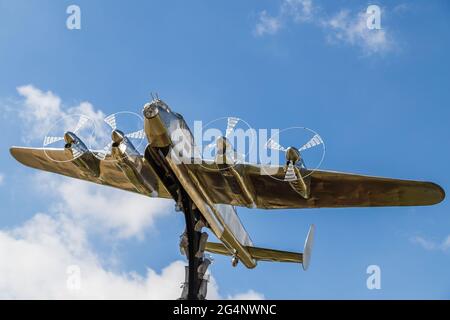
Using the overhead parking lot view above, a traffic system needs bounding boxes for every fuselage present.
[142,99,257,268]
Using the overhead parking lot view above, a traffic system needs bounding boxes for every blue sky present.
[0,0,449,299]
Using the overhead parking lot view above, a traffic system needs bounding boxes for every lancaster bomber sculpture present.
[10,98,445,300]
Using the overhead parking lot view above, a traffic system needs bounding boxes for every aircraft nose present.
[143,102,159,119]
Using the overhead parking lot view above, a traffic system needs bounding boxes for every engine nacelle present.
[215,136,238,165]
[63,131,100,177]
[110,133,159,197]
[285,146,301,164]
[143,102,171,148]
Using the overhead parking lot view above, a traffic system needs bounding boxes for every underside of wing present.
[186,162,445,209]
[10,146,172,199]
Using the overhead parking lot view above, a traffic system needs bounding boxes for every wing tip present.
[426,181,445,205]
[10,146,36,169]
[10,146,22,161]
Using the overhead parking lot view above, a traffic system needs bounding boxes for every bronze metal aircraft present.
[10,98,445,300]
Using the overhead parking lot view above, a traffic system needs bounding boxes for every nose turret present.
[143,102,159,119]
[142,100,172,148]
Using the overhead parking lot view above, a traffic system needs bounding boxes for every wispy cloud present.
[392,3,410,14]
[35,173,173,239]
[15,85,106,143]
[322,9,392,55]
[0,173,4,186]
[228,290,265,300]
[254,10,282,37]
[254,0,314,36]
[411,235,450,253]
[281,0,315,23]
[253,1,394,55]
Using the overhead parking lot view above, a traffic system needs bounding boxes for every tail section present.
[205,224,315,270]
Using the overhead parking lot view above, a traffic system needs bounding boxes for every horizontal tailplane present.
[205,225,315,270]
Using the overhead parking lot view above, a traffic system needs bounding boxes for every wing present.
[185,162,445,209]
[10,146,172,199]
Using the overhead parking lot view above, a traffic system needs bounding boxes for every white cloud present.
[411,235,450,253]
[254,1,393,55]
[0,173,4,185]
[17,85,62,121]
[411,236,437,251]
[0,212,262,299]
[322,10,392,55]
[254,0,313,36]
[34,173,173,239]
[228,289,265,300]
[281,0,314,23]
[254,10,282,36]
[442,236,450,251]
[16,85,106,143]
[0,213,187,299]
[57,180,171,239]
[16,85,63,141]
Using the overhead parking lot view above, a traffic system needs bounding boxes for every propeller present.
[205,117,240,150]
[43,115,89,147]
[299,134,323,152]
[203,117,249,163]
[42,115,91,160]
[63,132,85,158]
[266,134,324,182]
[96,113,146,160]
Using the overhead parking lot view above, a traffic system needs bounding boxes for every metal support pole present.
[180,191,207,300]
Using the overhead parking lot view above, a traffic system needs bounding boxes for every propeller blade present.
[299,157,307,169]
[284,161,297,182]
[125,129,145,140]
[265,139,287,152]
[225,117,239,138]
[96,141,113,160]
[71,144,84,159]
[299,134,323,151]
[104,114,117,130]
[43,136,64,146]
[73,115,89,133]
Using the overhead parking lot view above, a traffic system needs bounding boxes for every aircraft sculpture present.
[10,98,445,300]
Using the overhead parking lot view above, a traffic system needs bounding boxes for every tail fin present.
[302,224,315,270]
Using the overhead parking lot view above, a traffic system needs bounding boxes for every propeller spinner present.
[203,117,250,164]
[266,133,324,182]
[205,117,240,150]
